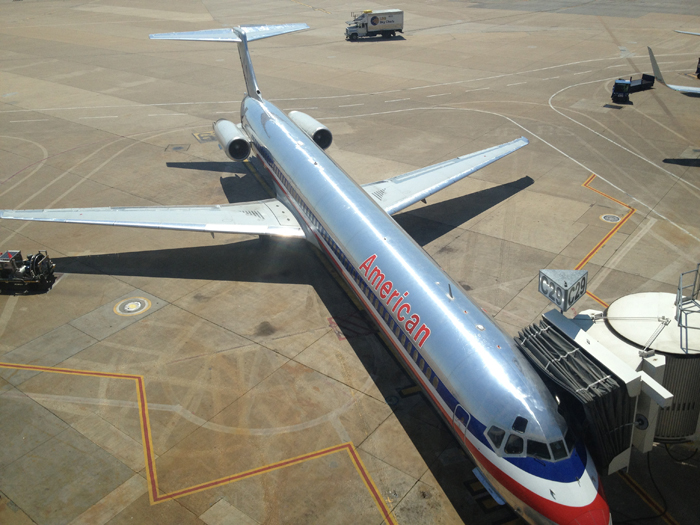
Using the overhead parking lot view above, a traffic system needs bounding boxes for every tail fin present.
[647,47,666,85]
[150,24,309,101]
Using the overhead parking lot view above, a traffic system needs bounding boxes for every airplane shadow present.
[48,177,531,522]
[396,176,534,246]
[663,158,700,167]
[166,161,270,203]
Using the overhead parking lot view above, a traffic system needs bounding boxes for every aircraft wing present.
[648,47,700,95]
[675,30,700,36]
[0,199,305,238]
[362,137,528,215]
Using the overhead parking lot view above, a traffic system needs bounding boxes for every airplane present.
[0,24,610,525]
[648,46,700,95]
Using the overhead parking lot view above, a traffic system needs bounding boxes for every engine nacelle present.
[213,119,251,161]
[288,111,333,150]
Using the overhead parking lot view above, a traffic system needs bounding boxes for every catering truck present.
[345,9,403,41]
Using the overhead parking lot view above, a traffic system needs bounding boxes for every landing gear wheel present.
[350,33,358,42]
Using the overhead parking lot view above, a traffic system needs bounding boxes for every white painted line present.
[464,87,490,93]
[574,70,592,75]
[79,116,118,119]
[427,93,450,98]
[339,103,364,107]
[71,475,147,525]
[282,107,318,110]
[10,119,49,123]
[606,64,626,69]
[148,113,186,116]
[542,76,559,80]
[507,82,526,87]
[385,98,410,103]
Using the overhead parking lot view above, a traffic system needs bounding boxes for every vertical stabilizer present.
[150,24,309,101]
[647,47,666,85]
[235,29,261,100]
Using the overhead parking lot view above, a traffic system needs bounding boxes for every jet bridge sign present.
[538,269,588,312]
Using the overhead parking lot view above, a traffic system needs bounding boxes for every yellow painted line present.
[618,471,679,525]
[0,362,396,522]
[585,290,609,308]
[575,174,636,271]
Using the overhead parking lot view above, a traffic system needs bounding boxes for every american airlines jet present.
[0,24,610,525]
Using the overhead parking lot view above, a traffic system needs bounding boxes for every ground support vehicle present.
[345,9,403,41]
[611,74,655,103]
[0,250,55,291]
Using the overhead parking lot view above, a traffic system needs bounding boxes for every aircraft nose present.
[566,508,612,525]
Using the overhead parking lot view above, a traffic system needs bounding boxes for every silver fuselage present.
[240,96,564,443]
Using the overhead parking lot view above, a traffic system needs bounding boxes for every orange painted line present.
[585,291,609,308]
[575,174,636,271]
[0,362,395,522]
[156,443,351,501]
[0,362,140,380]
[346,443,398,525]
[618,472,679,525]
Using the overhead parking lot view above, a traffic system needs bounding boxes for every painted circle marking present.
[601,214,620,223]
[114,297,152,316]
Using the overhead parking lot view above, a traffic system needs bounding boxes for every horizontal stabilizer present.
[362,137,529,215]
[150,24,309,43]
[675,30,700,37]
[0,200,305,238]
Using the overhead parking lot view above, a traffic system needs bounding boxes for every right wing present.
[362,137,528,215]
[675,30,700,37]
[648,47,700,95]
[0,199,305,238]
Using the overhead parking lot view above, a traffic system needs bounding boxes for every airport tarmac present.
[1,1,699,524]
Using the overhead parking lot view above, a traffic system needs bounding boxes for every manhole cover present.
[601,214,621,223]
[165,144,190,152]
[114,297,152,316]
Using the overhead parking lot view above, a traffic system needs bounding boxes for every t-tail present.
[149,24,309,100]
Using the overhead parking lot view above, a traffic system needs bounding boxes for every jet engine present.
[288,111,333,150]
[213,119,251,161]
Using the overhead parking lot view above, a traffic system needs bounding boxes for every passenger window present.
[527,440,551,460]
[512,416,528,433]
[504,434,523,455]
[487,426,506,449]
[432,376,439,388]
[551,440,567,461]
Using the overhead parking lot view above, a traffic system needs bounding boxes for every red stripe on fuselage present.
[253,146,608,525]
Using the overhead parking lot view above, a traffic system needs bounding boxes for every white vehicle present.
[345,9,403,41]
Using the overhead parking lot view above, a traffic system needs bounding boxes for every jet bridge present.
[515,310,672,475]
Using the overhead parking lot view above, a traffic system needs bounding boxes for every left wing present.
[362,137,528,215]
[0,199,305,238]
[675,30,700,37]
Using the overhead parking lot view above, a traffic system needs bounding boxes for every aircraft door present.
[452,404,470,444]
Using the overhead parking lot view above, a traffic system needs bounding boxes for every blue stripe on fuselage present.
[247,115,586,485]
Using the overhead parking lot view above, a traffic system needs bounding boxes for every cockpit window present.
[565,429,576,454]
[504,434,524,455]
[512,416,528,433]
[551,440,568,460]
[487,426,506,449]
[527,440,551,460]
